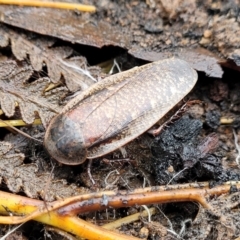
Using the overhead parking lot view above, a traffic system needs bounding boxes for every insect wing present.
[85,58,198,158]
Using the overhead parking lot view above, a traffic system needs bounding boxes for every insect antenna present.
[150,100,203,136]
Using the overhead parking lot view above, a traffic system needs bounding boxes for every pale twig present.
[113,59,122,73]
[87,159,96,185]
[109,59,122,74]
[142,205,151,222]
[104,169,120,187]
[157,207,174,233]
[167,167,188,185]
[45,226,78,240]
[60,59,97,83]
[0,223,24,240]
[232,129,240,165]
[157,207,183,239]
[179,218,192,236]
[143,177,146,188]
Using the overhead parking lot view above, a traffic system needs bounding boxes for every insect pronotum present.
[44,58,198,165]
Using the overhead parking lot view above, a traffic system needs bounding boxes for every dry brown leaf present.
[0,25,99,92]
[0,5,131,49]
[0,141,87,201]
[129,47,224,78]
[0,60,67,126]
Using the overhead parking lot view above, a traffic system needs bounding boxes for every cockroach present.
[44,58,198,165]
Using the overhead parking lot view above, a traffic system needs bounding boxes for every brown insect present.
[44,58,198,165]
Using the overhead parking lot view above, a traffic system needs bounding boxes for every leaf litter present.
[0,27,100,202]
[0,0,240,239]
[0,3,229,79]
[0,60,66,127]
[0,139,88,201]
[0,5,131,48]
[0,22,106,208]
[0,25,101,92]
[129,47,224,78]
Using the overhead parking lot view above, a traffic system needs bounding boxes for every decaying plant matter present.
[0,26,101,92]
[0,141,88,201]
[0,1,240,239]
[0,60,65,127]
[0,181,240,239]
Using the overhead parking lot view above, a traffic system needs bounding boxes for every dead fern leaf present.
[0,25,100,92]
[0,60,67,126]
[0,141,87,201]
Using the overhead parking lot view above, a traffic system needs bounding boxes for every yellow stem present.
[0,0,96,12]
[0,191,139,240]
[102,207,156,230]
[0,182,238,238]
[0,119,42,127]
